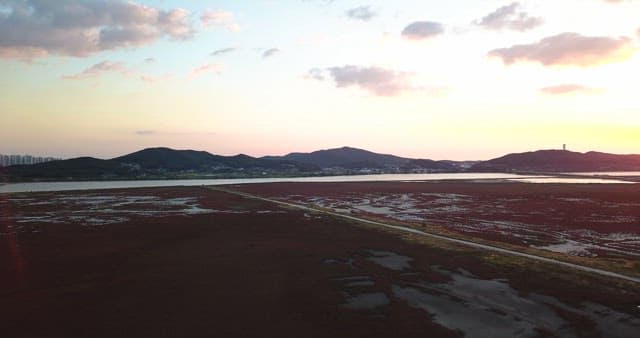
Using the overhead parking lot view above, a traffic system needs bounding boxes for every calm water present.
[509,177,635,184]
[1,173,527,193]
[0,173,634,194]
[565,171,640,177]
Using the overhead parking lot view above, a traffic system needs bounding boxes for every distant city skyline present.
[1,0,639,160]
[0,154,61,167]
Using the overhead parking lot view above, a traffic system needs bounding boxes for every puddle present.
[324,250,639,337]
[366,250,413,271]
[535,240,596,257]
[332,276,376,288]
[343,292,390,310]
[393,268,640,338]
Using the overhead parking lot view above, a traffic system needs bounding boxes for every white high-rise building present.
[0,154,61,167]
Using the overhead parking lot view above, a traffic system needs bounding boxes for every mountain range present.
[2,147,639,182]
[115,148,318,172]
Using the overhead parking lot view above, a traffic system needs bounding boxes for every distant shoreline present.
[1,173,636,194]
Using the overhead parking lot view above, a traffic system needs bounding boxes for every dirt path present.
[214,187,640,284]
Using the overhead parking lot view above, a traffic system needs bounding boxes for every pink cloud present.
[200,9,239,31]
[0,0,195,60]
[140,73,174,83]
[189,63,225,78]
[489,33,634,66]
[540,84,604,95]
[62,61,130,80]
[308,65,414,96]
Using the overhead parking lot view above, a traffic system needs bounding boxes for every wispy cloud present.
[0,0,195,60]
[540,84,604,95]
[201,9,240,31]
[401,21,444,40]
[134,130,156,136]
[475,2,543,31]
[211,47,238,56]
[65,60,223,82]
[133,130,216,136]
[346,6,376,21]
[489,33,634,66]
[63,61,130,80]
[189,63,225,78]
[262,48,281,58]
[140,73,173,83]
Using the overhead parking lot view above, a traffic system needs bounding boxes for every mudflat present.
[1,186,639,337]
[236,182,640,273]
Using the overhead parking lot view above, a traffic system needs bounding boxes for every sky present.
[1,0,639,160]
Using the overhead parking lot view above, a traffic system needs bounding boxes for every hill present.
[114,147,315,171]
[113,148,218,171]
[264,146,456,171]
[2,147,318,182]
[471,150,640,172]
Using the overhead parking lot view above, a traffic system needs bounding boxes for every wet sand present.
[1,186,639,337]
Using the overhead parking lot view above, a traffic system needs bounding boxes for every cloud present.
[134,130,156,135]
[140,73,173,83]
[310,65,415,96]
[301,0,336,4]
[62,61,130,80]
[401,21,444,40]
[540,84,604,95]
[211,47,237,56]
[189,63,225,78]
[133,130,216,136]
[489,33,634,66]
[63,60,174,83]
[346,6,376,21]
[305,68,325,81]
[262,48,281,58]
[0,0,196,60]
[65,60,223,82]
[476,2,543,31]
[200,9,239,31]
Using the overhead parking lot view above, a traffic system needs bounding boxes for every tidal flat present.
[237,182,640,275]
[1,185,639,337]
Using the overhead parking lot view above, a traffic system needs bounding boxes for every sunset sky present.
[1,0,639,160]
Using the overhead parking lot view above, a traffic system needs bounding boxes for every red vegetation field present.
[1,186,639,337]
[236,182,640,259]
